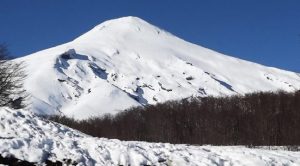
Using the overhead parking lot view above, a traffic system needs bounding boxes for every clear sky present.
[0,0,299,72]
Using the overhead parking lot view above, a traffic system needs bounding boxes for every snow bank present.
[0,107,300,165]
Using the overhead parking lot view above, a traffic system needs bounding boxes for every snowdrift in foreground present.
[1,107,300,166]
[16,16,300,119]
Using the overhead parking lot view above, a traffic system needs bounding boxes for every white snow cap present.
[15,16,300,119]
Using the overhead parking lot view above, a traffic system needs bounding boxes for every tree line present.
[50,90,300,146]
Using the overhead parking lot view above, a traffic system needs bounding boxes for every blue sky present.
[0,0,299,72]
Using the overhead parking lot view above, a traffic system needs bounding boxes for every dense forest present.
[50,90,300,146]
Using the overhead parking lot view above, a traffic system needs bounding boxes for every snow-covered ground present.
[14,16,300,119]
[1,107,300,166]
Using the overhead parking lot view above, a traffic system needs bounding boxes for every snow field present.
[1,107,300,165]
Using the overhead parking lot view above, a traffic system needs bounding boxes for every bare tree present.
[50,90,300,146]
[0,45,27,109]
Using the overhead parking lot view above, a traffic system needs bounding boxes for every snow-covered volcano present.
[16,16,300,119]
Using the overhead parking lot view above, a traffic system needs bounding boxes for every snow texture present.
[1,107,300,166]
[14,16,300,119]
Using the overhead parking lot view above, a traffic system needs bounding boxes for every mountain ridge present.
[15,16,300,119]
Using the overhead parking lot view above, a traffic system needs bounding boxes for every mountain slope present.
[16,16,300,119]
[1,107,300,165]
